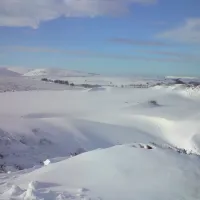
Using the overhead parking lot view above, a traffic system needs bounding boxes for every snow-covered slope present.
[0,88,200,170]
[1,144,200,200]
[166,75,199,79]
[0,77,78,93]
[7,67,34,75]
[1,76,200,199]
[0,68,21,77]
[4,67,98,78]
[23,68,95,77]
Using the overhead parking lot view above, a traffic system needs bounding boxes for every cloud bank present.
[0,0,156,28]
[110,38,167,46]
[1,45,198,63]
[158,18,200,44]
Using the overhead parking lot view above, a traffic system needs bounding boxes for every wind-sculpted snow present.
[0,88,200,170]
[0,74,200,199]
[1,144,200,200]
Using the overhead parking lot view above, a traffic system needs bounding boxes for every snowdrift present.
[0,87,200,172]
[1,144,200,200]
[1,75,200,199]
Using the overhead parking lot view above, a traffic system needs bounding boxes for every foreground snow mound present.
[2,144,199,200]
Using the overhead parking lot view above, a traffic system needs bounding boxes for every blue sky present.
[0,0,200,76]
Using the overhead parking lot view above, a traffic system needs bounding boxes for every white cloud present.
[0,0,156,28]
[158,18,200,44]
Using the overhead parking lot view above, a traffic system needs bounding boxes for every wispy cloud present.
[138,50,200,62]
[139,49,198,58]
[157,18,200,44]
[110,38,167,46]
[0,0,157,28]
[1,45,198,64]
[0,46,60,53]
[0,46,92,55]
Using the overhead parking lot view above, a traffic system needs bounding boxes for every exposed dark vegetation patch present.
[188,81,200,86]
[174,79,185,84]
[70,148,86,156]
[32,128,40,134]
[42,78,70,85]
[77,83,101,88]
[14,164,24,171]
[153,78,200,89]
[148,100,160,107]
[19,136,27,145]
[131,143,155,150]
[41,78,101,88]
[39,138,53,145]
[151,142,194,155]
[0,164,5,173]
[146,145,153,150]
[128,84,149,88]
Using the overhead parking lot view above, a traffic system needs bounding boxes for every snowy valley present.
[0,67,200,200]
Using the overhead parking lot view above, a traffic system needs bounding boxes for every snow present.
[7,67,34,75]
[1,67,98,78]
[87,87,109,92]
[0,70,200,199]
[22,68,96,78]
[43,159,51,166]
[0,77,82,93]
[0,68,21,77]
[166,75,199,79]
[2,145,200,200]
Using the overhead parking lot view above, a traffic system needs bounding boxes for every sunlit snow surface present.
[0,69,200,200]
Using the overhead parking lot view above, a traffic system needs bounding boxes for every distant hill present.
[0,67,21,77]
[1,67,98,78]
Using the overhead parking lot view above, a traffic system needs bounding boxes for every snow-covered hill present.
[6,67,34,75]
[0,68,21,77]
[1,75,200,199]
[0,88,200,170]
[23,68,94,77]
[1,67,98,78]
[1,144,200,200]
[165,75,199,79]
[10,67,97,77]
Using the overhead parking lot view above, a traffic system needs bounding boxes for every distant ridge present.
[2,67,98,78]
[165,76,198,80]
[0,67,21,77]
